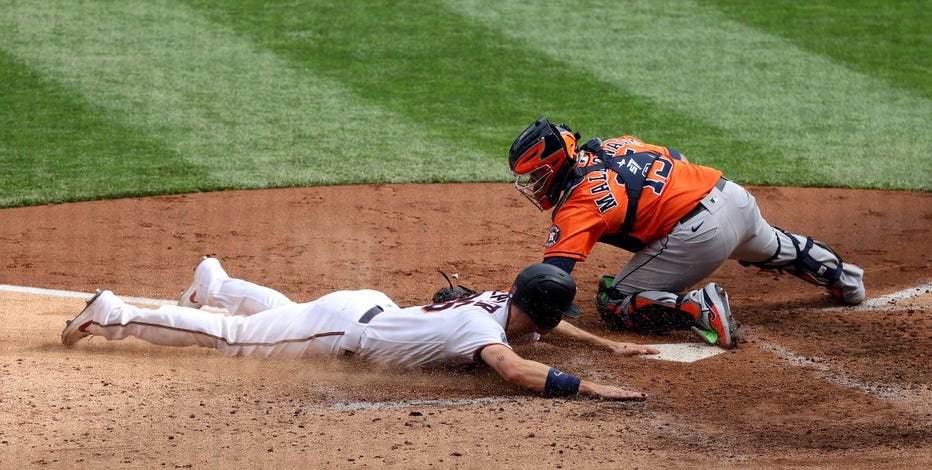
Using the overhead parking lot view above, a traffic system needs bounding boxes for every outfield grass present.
[0,0,928,207]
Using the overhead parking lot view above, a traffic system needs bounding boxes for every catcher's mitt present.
[432,270,477,303]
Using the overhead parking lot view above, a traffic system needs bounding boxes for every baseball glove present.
[432,270,477,303]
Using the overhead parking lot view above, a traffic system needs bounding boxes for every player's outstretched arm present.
[550,321,660,356]
[478,344,646,400]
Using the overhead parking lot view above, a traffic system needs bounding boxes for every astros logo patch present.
[545,225,561,248]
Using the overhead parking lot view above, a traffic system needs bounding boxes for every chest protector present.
[564,138,659,252]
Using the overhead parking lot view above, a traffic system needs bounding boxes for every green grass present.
[702,0,931,99]
[0,0,928,208]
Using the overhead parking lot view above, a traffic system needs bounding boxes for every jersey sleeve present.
[443,314,511,364]
[543,202,610,261]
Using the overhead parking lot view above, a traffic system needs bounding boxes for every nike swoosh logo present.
[691,221,705,232]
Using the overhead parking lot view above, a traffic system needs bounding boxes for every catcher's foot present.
[62,289,109,346]
[178,256,211,309]
[696,283,737,349]
[809,241,865,305]
[829,260,865,305]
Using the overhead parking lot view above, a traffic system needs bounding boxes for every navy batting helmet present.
[510,263,581,329]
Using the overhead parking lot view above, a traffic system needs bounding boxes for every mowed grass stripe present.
[453,0,931,190]
[0,49,212,206]
[0,1,500,190]
[702,0,931,100]
[188,0,773,182]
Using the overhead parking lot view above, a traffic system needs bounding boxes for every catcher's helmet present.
[508,117,580,211]
[510,263,581,329]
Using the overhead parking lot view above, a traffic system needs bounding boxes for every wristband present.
[544,368,581,397]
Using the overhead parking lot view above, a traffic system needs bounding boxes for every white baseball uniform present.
[76,258,524,368]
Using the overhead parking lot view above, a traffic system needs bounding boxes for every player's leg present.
[727,186,865,305]
[64,290,346,358]
[597,281,735,348]
[67,289,247,351]
[597,185,739,347]
[180,257,295,315]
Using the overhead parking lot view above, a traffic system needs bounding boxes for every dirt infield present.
[1,183,930,468]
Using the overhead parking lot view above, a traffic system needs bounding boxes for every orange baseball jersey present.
[543,135,723,261]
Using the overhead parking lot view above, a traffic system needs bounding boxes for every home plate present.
[642,343,726,363]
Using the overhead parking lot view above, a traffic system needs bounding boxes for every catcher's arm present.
[478,344,646,400]
[550,321,660,356]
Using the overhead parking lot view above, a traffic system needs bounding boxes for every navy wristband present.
[544,368,581,397]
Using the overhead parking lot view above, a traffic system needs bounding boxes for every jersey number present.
[642,157,672,195]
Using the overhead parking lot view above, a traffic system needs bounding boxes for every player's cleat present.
[178,256,210,309]
[62,289,108,346]
[690,326,719,346]
[178,281,201,309]
[695,283,737,348]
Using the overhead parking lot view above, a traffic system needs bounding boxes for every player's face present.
[513,165,554,210]
[506,304,544,336]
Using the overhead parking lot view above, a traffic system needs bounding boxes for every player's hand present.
[581,382,647,401]
[607,341,660,356]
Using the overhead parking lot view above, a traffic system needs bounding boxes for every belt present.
[358,305,383,324]
[342,305,384,356]
[680,177,727,223]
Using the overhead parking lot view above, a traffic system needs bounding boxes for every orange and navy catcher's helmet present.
[508,117,580,211]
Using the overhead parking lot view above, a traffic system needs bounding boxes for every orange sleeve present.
[542,202,610,261]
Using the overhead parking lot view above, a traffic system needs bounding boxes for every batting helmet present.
[508,117,580,211]
[510,263,581,329]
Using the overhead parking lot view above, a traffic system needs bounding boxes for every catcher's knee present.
[595,276,634,330]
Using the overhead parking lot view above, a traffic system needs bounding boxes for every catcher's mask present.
[508,117,580,211]
[510,263,581,330]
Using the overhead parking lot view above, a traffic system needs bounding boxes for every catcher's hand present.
[432,270,477,303]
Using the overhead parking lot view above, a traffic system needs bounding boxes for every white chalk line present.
[752,334,932,416]
[328,395,520,411]
[0,284,174,306]
[745,280,931,414]
[822,281,932,312]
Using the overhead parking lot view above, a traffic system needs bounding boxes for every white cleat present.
[62,290,109,347]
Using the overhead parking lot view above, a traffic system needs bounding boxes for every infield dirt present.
[1,183,930,468]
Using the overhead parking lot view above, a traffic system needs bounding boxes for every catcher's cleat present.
[62,289,109,347]
[695,283,737,348]
[177,256,210,309]
[690,326,719,346]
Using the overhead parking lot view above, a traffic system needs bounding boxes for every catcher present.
[508,117,866,348]
[63,257,659,400]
